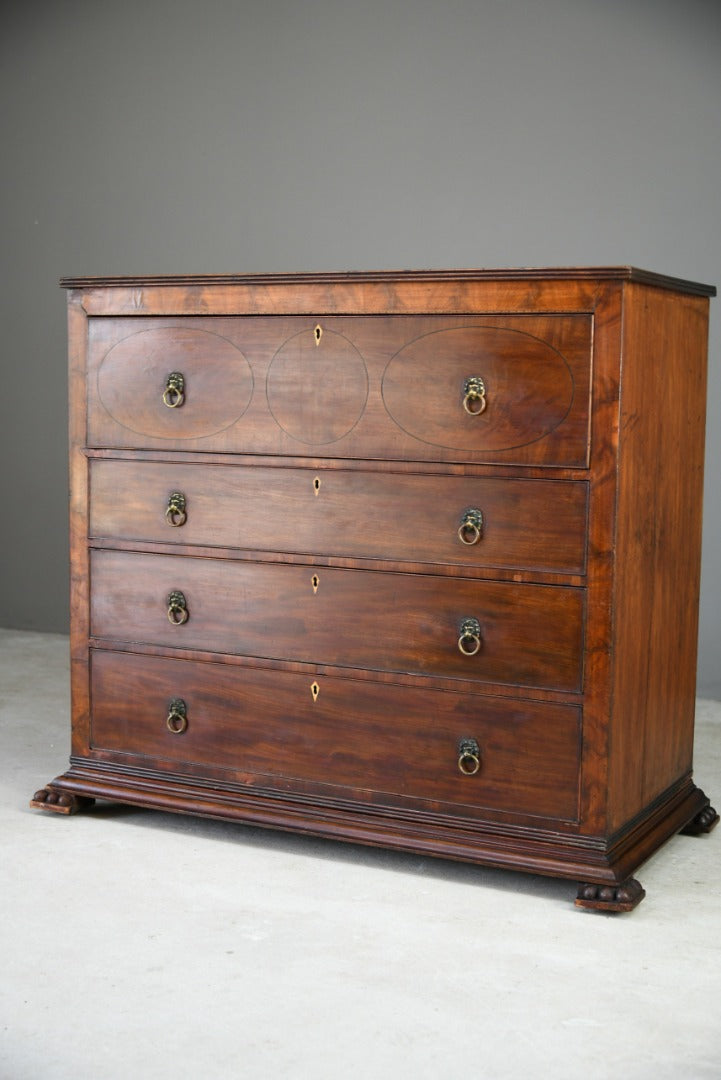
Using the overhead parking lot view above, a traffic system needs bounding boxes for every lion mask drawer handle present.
[458,617,482,656]
[167,698,188,734]
[163,371,185,408]
[458,508,484,545]
[165,491,187,527]
[167,590,189,625]
[462,375,487,415]
[458,737,481,776]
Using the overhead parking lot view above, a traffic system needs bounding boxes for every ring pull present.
[458,617,482,656]
[167,698,188,734]
[458,508,484,546]
[458,737,481,776]
[167,590,189,625]
[165,491,187,527]
[163,371,185,408]
[462,376,487,416]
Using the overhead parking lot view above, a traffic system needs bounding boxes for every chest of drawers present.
[33,268,718,911]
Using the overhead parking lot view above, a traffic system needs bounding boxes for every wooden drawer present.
[87,314,591,466]
[89,459,588,576]
[89,549,584,691]
[90,649,582,822]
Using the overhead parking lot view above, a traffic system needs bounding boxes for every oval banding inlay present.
[267,327,368,445]
[381,325,575,452]
[97,326,253,441]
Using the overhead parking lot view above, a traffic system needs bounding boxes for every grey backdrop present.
[2,0,720,694]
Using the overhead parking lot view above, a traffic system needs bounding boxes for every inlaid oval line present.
[97,326,254,441]
[266,326,369,445]
[381,324,575,452]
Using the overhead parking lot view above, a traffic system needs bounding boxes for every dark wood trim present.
[35,762,712,889]
[60,267,716,297]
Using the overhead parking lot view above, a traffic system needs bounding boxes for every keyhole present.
[314,324,323,345]
[310,681,320,702]
[311,574,320,594]
[313,476,321,496]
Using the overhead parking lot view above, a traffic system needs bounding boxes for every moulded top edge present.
[59,267,716,297]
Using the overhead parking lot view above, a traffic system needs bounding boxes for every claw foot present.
[30,787,95,815]
[575,877,646,913]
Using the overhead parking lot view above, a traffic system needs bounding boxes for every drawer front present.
[87,315,590,466]
[89,459,589,575]
[90,550,584,691]
[90,649,582,822]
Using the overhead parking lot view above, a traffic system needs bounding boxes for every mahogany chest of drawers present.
[33,268,718,911]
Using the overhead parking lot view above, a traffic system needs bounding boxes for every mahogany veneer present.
[33,268,718,911]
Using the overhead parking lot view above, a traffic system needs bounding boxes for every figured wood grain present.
[86,313,591,466]
[608,285,712,830]
[89,458,589,575]
[381,324,577,452]
[90,325,254,443]
[89,549,584,692]
[89,649,582,821]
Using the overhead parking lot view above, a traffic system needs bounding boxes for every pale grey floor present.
[1,628,720,1080]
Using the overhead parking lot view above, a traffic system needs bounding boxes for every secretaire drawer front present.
[89,459,589,575]
[90,650,581,822]
[86,314,590,465]
[90,550,584,691]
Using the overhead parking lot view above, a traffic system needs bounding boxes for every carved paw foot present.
[575,878,646,913]
[30,787,95,815]
[680,804,719,836]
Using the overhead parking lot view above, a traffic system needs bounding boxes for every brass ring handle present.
[458,508,484,546]
[165,492,187,527]
[167,590,189,625]
[458,617,482,656]
[458,738,481,776]
[163,372,185,408]
[463,376,487,416]
[167,698,188,734]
